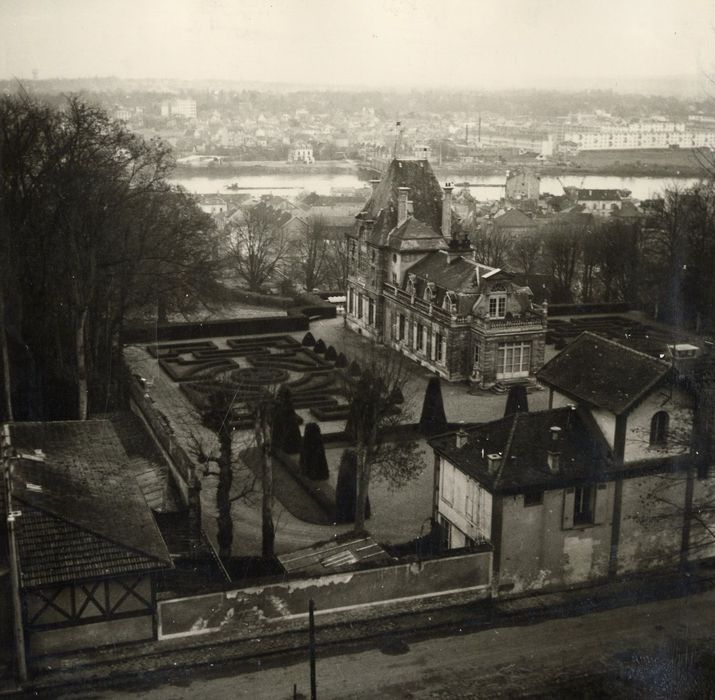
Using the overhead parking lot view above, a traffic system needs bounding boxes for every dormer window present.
[406,274,416,296]
[489,285,507,319]
[444,291,457,314]
[424,282,436,302]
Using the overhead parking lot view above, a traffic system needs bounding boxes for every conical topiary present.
[282,410,303,454]
[300,422,329,480]
[301,331,316,347]
[335,352,348,368]
[335,449,370,523]
[504,385,529,417]
[419,375,448,435]
[325,345,338,362]
[348,360,361,376]
[314,339,327,354]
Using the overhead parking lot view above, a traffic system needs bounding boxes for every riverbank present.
[173,159,357,178]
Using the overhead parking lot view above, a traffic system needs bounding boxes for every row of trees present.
[470,184,715,331]
[0,94,222,421]
[228,207,349,293]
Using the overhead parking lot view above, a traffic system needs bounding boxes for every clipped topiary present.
[314,339,327,354]
[301,331,316,347]
[300,422,329,480]
[347,360,361,376]
[419,375,448,435]
[504,384,529,417]
[282,410,303,454]
[335,352,348,368]
[325,345,338,362]
[388,386,404,405]
[272,385,296,451]
[335,449,370,523]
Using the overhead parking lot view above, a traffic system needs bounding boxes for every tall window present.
[474,343,480,366]
[497,342,531,379]
[398,314,405,341]
[357,294,363,319]
[416,322,424,350]
[650,411,670,446]
[489,293,507,319]
[348,288,354,315]
[368,298,375,325]
[573,487,595,525]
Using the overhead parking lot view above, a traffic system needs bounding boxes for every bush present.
[348,360,361,376]
[335,449,370,523]
[283,410,303,454]
[419,376,448,435]
[300,422,329,480]
[302,331,316,347]
[272,386,301,452]
[335,352,348,368]
[314,339,327,354]
[325,345,338,362]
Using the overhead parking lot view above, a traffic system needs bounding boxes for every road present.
[55,587,715,700]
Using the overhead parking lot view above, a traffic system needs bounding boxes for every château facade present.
[346,159,547,385]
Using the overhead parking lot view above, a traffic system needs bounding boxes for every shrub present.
[335,449,370,523]
[272,386,299,452]
[282,410,303,454]
[335,352,348,368]
[347,360,361,376]
[302,331,316,347]
[325,345,338,362]
[419,376,448,435]
[314,339,327,354]
[300,422,329,480]
[504,385,529,417]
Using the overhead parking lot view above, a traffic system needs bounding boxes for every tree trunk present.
[76,306,89,420]
[216,426,233,559]
[259,410,275,558]
[0,289,14,422]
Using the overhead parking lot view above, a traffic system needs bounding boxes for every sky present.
[1,0,714,89]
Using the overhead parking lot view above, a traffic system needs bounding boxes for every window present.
[496,342,531,379]
[348,288,354,315]
[573,486,594,525]
[416,323,424,350]
[440,461,454,505]
[357,293,363,319]
[650,411,669,446]
[473,343,480,366]
[398,314,405,341]
[368,298,375,325]
[489,294,506,319]
[439,516,451,550]
[524,491,543,507]
[435,332,445,362]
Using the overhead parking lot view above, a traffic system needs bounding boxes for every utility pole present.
[308,599,317,700]
[2,425,27,684]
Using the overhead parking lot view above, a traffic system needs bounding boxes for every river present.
[169,171,702,201]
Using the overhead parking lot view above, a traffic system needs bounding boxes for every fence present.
[157,548,492,640]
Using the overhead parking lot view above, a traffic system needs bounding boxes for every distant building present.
[564,121,715,150]
[160,98,197,119]
[572,188,626,216]
[288,143,315,164]
[346,159,547,385]
[505,169,540,202]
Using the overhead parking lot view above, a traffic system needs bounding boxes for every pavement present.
[9,563,715,697]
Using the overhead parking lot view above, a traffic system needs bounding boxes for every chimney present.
[442,182,454,240]
[455,427,468,449]
[547,425,562,472]
[397,187,410,226]
[486,453,502,473]
[370,179,380,192]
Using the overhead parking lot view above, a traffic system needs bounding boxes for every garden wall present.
[157,548,492,639]
[548,302,631,317]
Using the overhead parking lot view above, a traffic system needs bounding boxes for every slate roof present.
[493,208,538,229]
[387,217,449,252]
[430,407,611,493]
[537,332,672,415]
[356,159,460,244]
[7,420,172,588]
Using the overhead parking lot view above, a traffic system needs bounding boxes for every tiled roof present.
[537,332,672,415]
[7,420,172,588]
[430,406,612,493]
[493,208,538,228]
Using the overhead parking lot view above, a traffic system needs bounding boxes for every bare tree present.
[470,223,513,269]
[295,214,329,291]
[229,202,289,292]
[510,232,543,275]
[542,222,582,303]
[323,232,350,291]
[343,347,425,531]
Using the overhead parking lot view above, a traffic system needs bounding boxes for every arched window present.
[650,411,669,446]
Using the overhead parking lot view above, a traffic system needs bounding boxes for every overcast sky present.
[2,0,714,89]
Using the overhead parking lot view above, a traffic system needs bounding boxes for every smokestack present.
[442,182,454,240]
[547,426,562,472]
[370,179,380,192]
[397,187,410,226]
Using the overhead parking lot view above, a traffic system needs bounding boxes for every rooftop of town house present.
[537,331,672,415]
[3,419,173,588]
[386,216,449,252]
[491,208,538,228]
[430,406,611,494]
[575,188,625,201]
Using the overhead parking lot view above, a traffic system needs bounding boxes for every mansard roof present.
[387,217,448,252]
[356,159,461,244]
